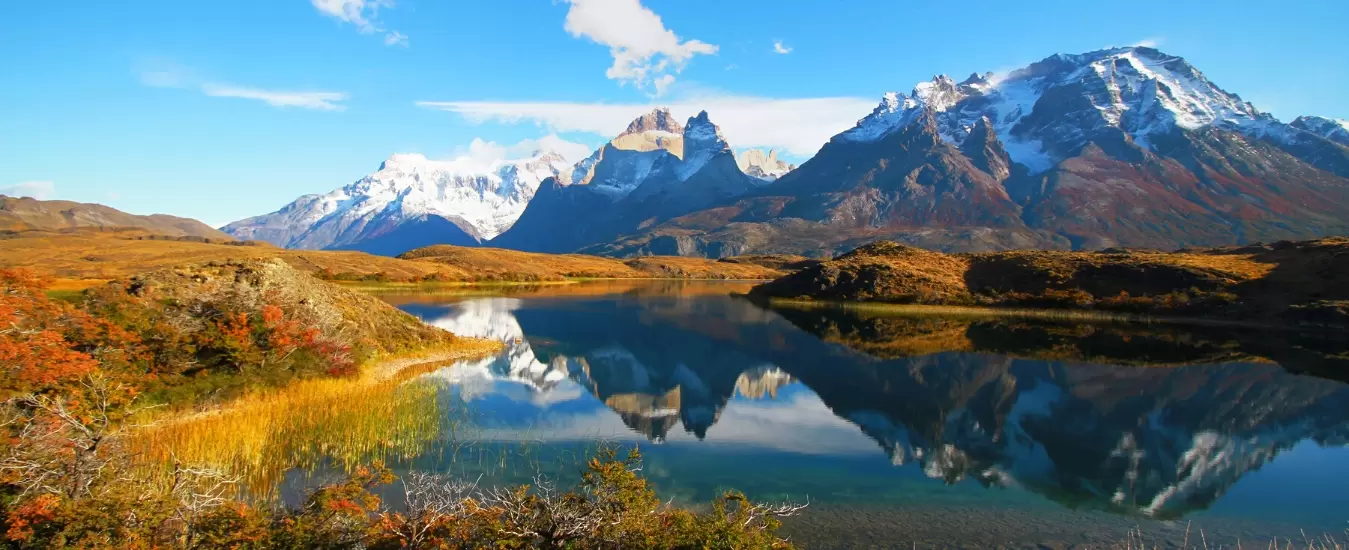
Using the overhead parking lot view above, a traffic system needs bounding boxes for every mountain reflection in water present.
[393,286,1349,529]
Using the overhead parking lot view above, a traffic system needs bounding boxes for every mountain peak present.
[838,46,1275,173]
[683,111,729,156]
[1291,115,1349,146]
[529,150,568,164]
[736,148,796,181]
[621,107,684,136]
[378,153,430,171]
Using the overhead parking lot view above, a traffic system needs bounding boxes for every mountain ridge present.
[490,109,764,253]
[588,46,1349,257]
[1,195,230,240]
[222,150,574,255]
[222,46,1349,257]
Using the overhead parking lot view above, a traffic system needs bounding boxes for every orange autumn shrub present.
[0,268,137,396]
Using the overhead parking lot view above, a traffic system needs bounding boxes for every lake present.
[287,281,1349,548]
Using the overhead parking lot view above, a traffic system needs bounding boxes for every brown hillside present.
[105,259,460,356]
[0,230,471,285]
[400,245,786,281]
[0,231,785,288]
[750,238,1349,326]
[0,195,230,239]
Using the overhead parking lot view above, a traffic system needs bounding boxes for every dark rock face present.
[488,178,617,253]
[490,111,761,254]
[325,214,478,256]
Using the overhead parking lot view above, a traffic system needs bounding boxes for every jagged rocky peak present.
[960,116,1012,181]
[683,111,730,154]
[959,71,994,87]
[609,107,686,157]
[912,74,965,112]
[622,107,684,136]
[1291,115,1349,146]
[736,148,797,181]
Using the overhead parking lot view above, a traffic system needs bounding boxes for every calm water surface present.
[306,282,1349,548]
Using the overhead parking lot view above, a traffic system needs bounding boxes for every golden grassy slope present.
[0,230,468,287]
[399,244,786,281]
[1,195,230,239]
[118,259,463,355]
[751,238,1349,325]
[1,231,787,290]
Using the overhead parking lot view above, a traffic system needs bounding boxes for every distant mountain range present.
[221,151,574,256]
[1,195,230,240]
[223,46,1349,257]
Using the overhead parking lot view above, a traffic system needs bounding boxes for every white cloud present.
[508,134,594,163]
[0,181,56,200]
[201,84,349,111]
[1132,37,1163,48]
[773,40,792,54]
[383,31,408,47]
[416,95,877,157]
[446,135,594,170]
[310,0,406,46]
[139,64,349,111]
[444,138,510,173]
[562,0,717,94]
[652,74,676,96]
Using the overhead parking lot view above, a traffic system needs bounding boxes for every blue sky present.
[2,0,1347,227]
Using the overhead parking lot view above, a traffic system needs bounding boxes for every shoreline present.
[756,297,1340,333]
[140,338,503,429]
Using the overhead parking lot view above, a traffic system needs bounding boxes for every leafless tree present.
[0,374,157,500]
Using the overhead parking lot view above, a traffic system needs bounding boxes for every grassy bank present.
[750,238,1349,328]
[131,342,499,498]
[760,296,1298,330]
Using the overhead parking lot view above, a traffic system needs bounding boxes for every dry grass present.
[401,244,785,281]
[749,241,973,303]
[360,279,761,305]
[0,230,468,282]
[751,238,1349,325]
[131,340,500,498]
[1,231,785,289]
[119,259,461,356]
[1,195,229,239]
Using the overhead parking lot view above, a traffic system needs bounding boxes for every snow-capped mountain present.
[1292,115,1349,146]
[838,47,1283,170]
[491,109,762,254]
[736,149,796,181]
[222,150,572,255]
[593,46,1349,256]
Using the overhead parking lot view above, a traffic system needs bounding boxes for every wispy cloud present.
[310,0,406,46]
[1132,37,1164,48]
[0,181,56,200]
[383,31,408,47]
[429,134,595,174]
[507,134,594,163]
[200,84,349,111]
[561,0,717,95]
[416,95,877,157]
[140,63,348,111]
[772,40,792,54]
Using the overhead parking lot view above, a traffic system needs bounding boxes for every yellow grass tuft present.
[131,339,501,499]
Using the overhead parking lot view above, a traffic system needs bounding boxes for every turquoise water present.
[357,283,1349,548]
